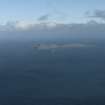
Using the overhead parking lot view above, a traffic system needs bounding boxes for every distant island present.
[33,43,95,50]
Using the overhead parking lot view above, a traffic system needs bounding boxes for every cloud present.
[15,21,35,30]
[38,14,50,21]
[0,20,105,40]
[86,10,105,20]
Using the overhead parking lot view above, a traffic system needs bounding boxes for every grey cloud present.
[86,10,105,20]
[38,14,50,21]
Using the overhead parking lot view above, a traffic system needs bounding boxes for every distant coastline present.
[33,43,95,50]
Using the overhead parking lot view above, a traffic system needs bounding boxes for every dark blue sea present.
[0,38,105,105]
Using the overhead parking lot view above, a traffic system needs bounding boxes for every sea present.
[0,37,105,105]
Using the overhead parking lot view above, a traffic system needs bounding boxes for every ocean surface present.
[0,39,105,105]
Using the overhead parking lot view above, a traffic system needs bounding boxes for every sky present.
[0,0,105,24]
[0,0,105,41]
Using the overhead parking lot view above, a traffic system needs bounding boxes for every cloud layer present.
[0,13,105,40]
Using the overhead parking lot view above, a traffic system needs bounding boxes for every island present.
[33,43,95,50]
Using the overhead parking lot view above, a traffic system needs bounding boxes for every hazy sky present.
[0,0,105,23]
